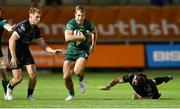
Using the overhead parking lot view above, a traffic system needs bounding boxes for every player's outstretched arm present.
[100,77,124,91]
[35,37,63,55]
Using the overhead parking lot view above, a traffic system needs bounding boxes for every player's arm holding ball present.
[64,28,85,43]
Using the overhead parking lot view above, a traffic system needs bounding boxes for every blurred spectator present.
[29,0,45,7]
[46,0,62,6]
[167,0,173,4]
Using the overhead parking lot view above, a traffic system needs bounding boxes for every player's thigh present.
[74,57,87,75]
[25,64,37,78]
[63,60,75,78]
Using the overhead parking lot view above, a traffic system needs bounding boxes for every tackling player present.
[63,5,97,100]
[100,73,173,99]
[5,7,62,100]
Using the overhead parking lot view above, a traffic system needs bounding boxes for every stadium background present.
[1,0,180,70]
[0,0,180,108]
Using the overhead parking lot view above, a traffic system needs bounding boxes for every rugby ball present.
[73,30,81,45]
[73,30,81,36]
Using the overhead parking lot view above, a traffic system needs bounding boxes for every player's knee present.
[74,68,81,75]
[63,74,71,80]
[29,72,37,79]
[63,70,73,79]
[14,77,23,84]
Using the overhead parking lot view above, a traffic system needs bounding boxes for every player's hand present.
[11,24,16,31]
[100,86,111,91]
[10,57,19,68]
[54,49,63,55]
[78,32,86,41]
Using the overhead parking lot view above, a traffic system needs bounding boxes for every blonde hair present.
[29,7,41,14]
[75,5,86,13]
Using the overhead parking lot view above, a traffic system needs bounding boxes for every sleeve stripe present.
[13,31,20,38]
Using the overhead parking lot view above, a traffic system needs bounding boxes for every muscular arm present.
[34,38,62,55]
[64,30,85,42]
[89,27,97,54]
[101,77,125,90]
[9,32,19,66]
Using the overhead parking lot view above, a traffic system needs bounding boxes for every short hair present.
[29,7,41,14]
[75,5,86,13]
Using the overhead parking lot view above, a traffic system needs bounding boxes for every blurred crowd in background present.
[0,0,179,7]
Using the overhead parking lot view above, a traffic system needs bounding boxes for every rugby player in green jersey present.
[63,5,97,100]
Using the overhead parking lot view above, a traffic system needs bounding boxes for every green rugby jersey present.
[65,18,95,54]
[0,18,8,37]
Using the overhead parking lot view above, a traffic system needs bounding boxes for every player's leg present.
[6,69,23,100]
[0,69,9,93]
[0,57,9,95]
[63,60,75,100]
[153,75,173,85]
[74,57,87,94]
[25,64,37,100]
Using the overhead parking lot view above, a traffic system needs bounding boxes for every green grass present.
[0,71,180,108]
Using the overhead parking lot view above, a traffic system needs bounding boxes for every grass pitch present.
[0,71,180,108]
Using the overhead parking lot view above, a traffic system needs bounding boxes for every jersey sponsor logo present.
[20,24,25,31]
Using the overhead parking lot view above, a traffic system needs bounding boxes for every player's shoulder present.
[123,73,134,80]
[66,18,76,30]
[18,20,27,24]
[148,79,155,84]
[67,18,75,25]
[84,19,95,30]
[14,20,31,33]
[84,19,92,24]
[128,73,135,77]
[16,20,30,28]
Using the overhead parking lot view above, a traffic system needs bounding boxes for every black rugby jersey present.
[123,74,159,98]
[14,20,41,49]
